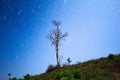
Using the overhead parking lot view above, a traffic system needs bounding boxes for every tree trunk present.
[56,26,59,66]
[56,44,59,66]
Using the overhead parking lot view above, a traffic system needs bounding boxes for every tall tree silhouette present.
[47,20,68,66]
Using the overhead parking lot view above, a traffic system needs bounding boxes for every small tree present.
[47,20,68,66]
[66,57,71,66]
[8,73,11,80]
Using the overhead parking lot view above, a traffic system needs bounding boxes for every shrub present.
[24,74,31,80]
[108,54,115,59]
[46,64,55,72]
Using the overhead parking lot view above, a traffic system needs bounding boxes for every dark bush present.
[24,74,31,80]
[108,54,115,59]
[11,77,17,80]
[46,64,55,72]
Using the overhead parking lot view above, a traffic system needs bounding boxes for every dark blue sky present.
[0,0,120,80]
[0,0,57,79]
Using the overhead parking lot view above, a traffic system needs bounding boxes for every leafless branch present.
[47,20,68,66]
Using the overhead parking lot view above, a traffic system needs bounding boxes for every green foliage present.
[73,68,83,79]
[61,77,69,80]
[54,70,73,80]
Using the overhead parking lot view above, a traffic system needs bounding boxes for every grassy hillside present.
[31,54,120,80]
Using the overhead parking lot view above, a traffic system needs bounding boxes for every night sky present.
[0,0,120,80]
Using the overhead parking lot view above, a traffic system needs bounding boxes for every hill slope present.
[32,54,120,80]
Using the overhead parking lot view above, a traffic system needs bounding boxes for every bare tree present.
[47,20,68,66]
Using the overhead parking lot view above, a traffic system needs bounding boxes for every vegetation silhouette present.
[11,77,17,80]
[66,57,72,66]
[24,74,31,80]
[46,64,55,72]
[8,73,11,80]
